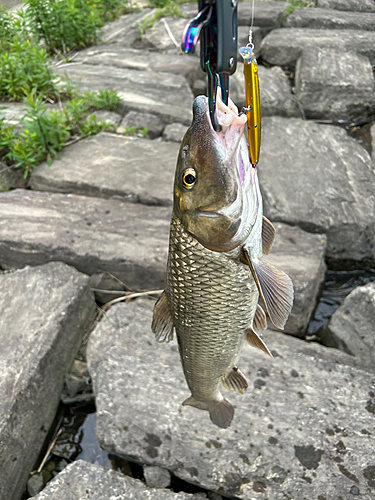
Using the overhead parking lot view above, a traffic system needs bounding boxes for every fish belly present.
[166,215,258,403]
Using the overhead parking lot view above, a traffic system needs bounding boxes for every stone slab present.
[30,133,179,206]
[55,64,193,126]
[238,1,288,29]
[33,460,195,499]
[100,8,157,45]
[260,28,375,65]
[259,116,375,266]
[231,64,300,117]
[285,7,375,30]
[87,302,375,500]
[0,262,95,500]
[319,282,375,368]
[74,46,199,86]
[267,223,326,337]
[317,0,375,12]
[0,190,171,290]
[141,17,190,52]
[295,49,375,122]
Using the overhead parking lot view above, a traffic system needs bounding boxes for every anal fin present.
[151,291,174,342]
[253,304,267,334]
[222,366,248,394]
[246,327,272,357]
[242,249,294,330]
[262,216,275,255]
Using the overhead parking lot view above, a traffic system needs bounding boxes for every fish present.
[152,93,293,429]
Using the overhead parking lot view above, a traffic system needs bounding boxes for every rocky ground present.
[1,1,375,499]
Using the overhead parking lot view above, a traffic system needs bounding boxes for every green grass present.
[282,0,316,22]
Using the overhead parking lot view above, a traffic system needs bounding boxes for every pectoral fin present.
[246,327,272,357]
[242,249,294,330]
[222,366,248,394]
[151,291,174,342]
[262,216,275,255]
[253,304,267,334]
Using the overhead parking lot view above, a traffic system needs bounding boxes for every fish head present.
[173,93,260,252]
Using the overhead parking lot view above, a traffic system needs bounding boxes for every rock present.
[75,46,199,86]
[0,190,171,291]
[27,472,45,497]
[30,132,179,206]
[371,123,375,160]
[207,493,222,500]
[0,164,29,190]
[258,116,375,266]
[87,302,375,500]
[141,17,189,52]
[92,110,122,130]
[260,28,375,65]
[231,64,300,117]
[90,272,126,305]
[317,0,375,12]
[0,101,25,132]
[144,465,171,489]
[237,26,264,57]
[163,123,188,142]
[61,393,95,405]
[295,49,375,122]
[319,282,375,367]
[118,111,164,138]
[267,223,327,337]
[0,262,95,500]
[33,460,195,499]
[100,8,157,45]
[55,64,193,126]
[180,3,197,18]
[284,7,375,30]
[238,1,288,31]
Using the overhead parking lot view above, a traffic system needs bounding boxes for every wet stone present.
[295,48,375,122]
[258,116,375,266]
[33,460,195,499]
[319,282,375,368]
[260,28,375,65]
[163,122,188,142]
[0,190,171,291]
[87,301,375,499]
[317,0,375,12]
[30,132,179,206]
[55,64,193,126]
[284,7,375,30]
[0,262,95,500]
[118,111,164,138]
[267,223,327,337]
[231,64,300,117]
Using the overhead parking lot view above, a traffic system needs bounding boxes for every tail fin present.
[182,396,234,429]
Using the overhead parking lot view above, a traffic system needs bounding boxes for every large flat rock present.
[141,17,190,52]
[0,190,171,290]
[100,8,156,45]
[34,460,195,499]
[30,133,179,206]
[74,46,199,86]
[260,28,375,65]
[0,262,95,500]
[238,1,288,30]
[267,223,326,337]
[87,302,375,500]
[317,0,375,12]
[295,48,375,122]
[55,64,193,125]
[319,282,375,368]
[284,7,375,30]
[259,117,375,266]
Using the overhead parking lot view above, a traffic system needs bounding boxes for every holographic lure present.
[239,46,261,167]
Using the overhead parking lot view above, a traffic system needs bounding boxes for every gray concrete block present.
[0,262,95,500]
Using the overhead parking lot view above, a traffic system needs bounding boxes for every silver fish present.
[152,94,293,428]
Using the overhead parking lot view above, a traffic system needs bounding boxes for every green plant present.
[136,14,156,35]
[282,0,315,22]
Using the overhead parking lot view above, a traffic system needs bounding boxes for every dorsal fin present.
[262,216,275,255]
[246,327,272,357]
[222,366,248,394]
[151,291,174,342]
[242,249,294,330]
[253,304,267,334]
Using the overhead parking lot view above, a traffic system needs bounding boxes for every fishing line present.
[248,0,255,49]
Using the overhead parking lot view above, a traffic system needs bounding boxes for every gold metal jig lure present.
[239,46,261,167]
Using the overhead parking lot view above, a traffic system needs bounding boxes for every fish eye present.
[182,168,196,189]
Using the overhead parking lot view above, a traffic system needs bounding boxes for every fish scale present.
[166,215,259,402]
